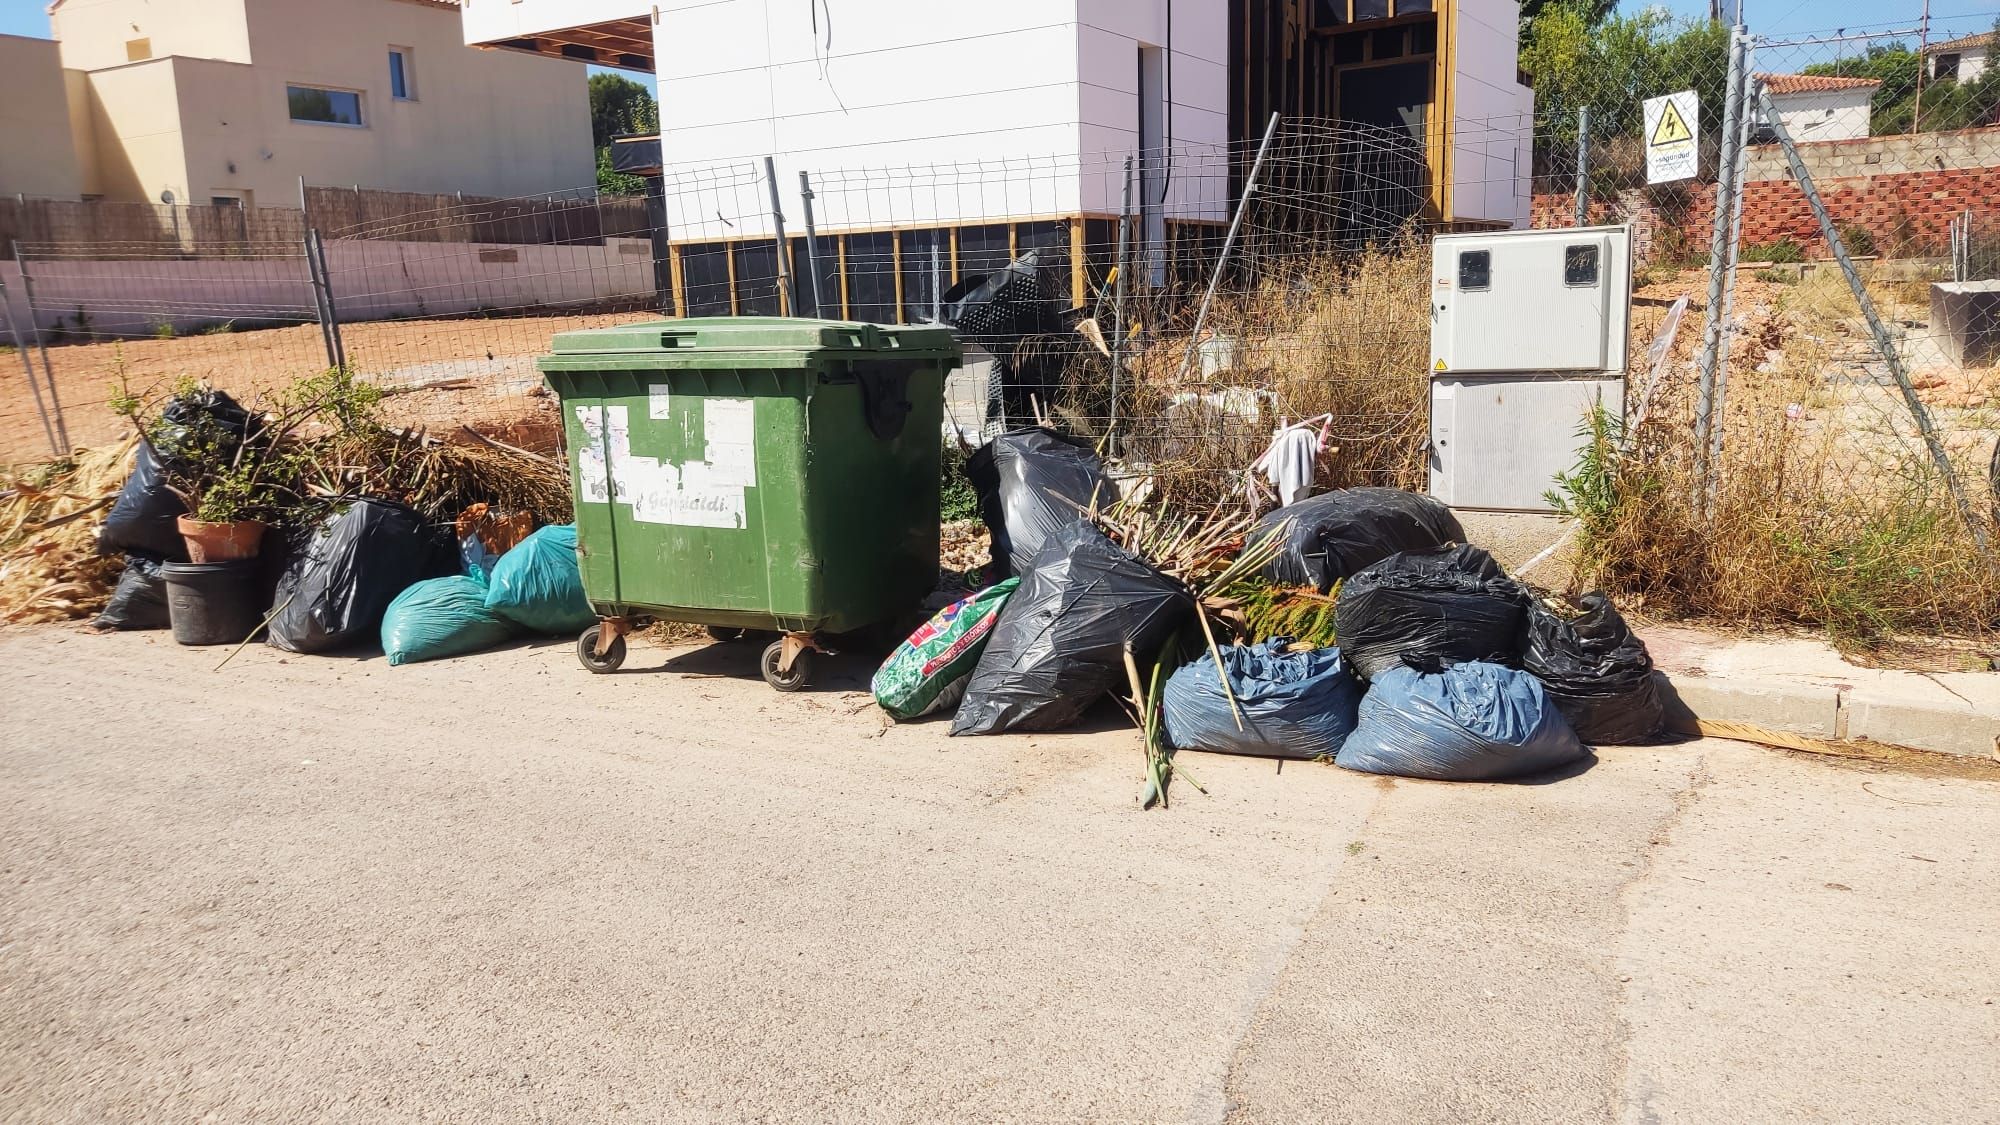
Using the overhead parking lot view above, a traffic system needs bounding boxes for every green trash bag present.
[382,575,519,666]
[871,578,1020,720]
[483,524,596,634]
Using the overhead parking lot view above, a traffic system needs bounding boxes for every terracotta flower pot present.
[177,515,266,562]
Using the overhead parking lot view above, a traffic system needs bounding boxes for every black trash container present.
[163,560,263,646]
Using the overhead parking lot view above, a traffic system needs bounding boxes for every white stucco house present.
[1756,73,1879,144]
[1926,31,1992,84]
[458,0,1534,319]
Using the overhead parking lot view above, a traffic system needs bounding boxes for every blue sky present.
[0,0,1991,66]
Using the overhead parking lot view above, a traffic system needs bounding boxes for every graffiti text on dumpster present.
[574,401,755,530]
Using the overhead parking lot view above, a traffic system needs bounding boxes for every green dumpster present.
[538,316,961,690]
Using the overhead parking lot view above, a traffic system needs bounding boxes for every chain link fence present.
[2,9,1995,639]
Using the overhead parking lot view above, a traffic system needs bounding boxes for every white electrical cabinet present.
[1429,225,1633,512]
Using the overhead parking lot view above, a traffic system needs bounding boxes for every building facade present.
[1757,74,1879,144]
[1926,32,1992,84]
[460,0,1531,318]
[34,0,591,206]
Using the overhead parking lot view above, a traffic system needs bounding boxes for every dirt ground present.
[1,312,646,464]
[4,625,1999,1123]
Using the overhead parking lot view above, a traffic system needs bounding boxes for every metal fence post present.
[1574,106,1591,228]
[302,232,338,370]
[762,156,797,317]
[1109,155,1135,450]
[0,270,61,456]
[307,229,346,372]
[10,245,68,451]
[1756,86,1990,554]
[1707,41,1757,497]
[1693,25,1748,487]
[797,170,824,319]
[1175,112,1282,386]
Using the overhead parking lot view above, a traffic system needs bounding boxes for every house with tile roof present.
[1756,73,1880,143]
[1925,31,1992,84]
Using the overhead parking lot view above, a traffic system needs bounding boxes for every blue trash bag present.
[382,575,519,666]
[483,524,596,634]
[1161,639,1361,759]
[1335,661,1586,782]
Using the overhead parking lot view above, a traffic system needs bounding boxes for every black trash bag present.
[964,427,1117,577]
[1334,662,1586,782]
[98,388,261,560]
[91,554,171,630]
[1523,593,1666,745]
[98,444,189,560]
[1160,639,1362,759]
[1254,487,1465,593]
[267,499,455,654]
[1334,544,1527,682]
[951,522,1194,736]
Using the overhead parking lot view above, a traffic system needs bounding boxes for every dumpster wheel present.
[577,623,627,673]
[761,636,814,692]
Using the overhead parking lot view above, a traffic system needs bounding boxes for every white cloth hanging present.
[1263,426,1321,507]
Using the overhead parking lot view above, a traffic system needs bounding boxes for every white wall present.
[1450,0,1533,227]
[1770,89,1873,143]
[0,238,654,336]
[459,0,653,46]
[1075,0,1230,221]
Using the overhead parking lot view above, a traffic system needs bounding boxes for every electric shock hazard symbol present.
[1644,90,1700,184]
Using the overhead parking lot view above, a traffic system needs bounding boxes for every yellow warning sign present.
[1434,357,1448,372]
[1649,101,1692,146]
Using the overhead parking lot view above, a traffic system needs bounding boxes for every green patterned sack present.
[872,578,1020,720]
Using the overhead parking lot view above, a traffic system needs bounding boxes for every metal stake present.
[1175,112,1282,387]
[0,272,60,456]
[11,246,68,451]
[797,171,824,319]
[1757,87,1989,553]
[308,230,346,372]
[302,233,338,370]
[1574,106,1591,228]
[1694,25,1748,480]
[763,156,797,316]
[1109,155,1135,449]
[1708,45,1757,494]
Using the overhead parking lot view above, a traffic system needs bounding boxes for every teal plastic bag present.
[483,524,596,634]
[382,575,519,666]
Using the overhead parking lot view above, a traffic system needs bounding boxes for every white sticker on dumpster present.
[704,398,757,487]
[648,383,672,420]
[573,405,610,503]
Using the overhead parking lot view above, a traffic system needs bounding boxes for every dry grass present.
[1085,240,1432,505]
[1569,271,2000,646]
[1,441,136,625]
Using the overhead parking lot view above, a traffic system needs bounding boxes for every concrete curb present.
[1653,670,2000,760]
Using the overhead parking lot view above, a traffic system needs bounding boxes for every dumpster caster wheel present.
[761,640,813,692]
[577,624,627,673]
[706,625,746,643]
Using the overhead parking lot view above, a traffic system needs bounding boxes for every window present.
[1458,250,1490,291]
[1934,53,1960,82]
[389,48,415,100]
[125,37,151,61]
[210,195,242,208]
[1564,244,1600,287]
[288,85,364,126]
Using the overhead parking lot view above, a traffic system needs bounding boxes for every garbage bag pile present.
[382,574,519,666]
[1523,593,1665,745]
[268,499,457,654]
[1335,662,1587,781]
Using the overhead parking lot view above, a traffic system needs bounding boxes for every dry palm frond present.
[0,441,138,626]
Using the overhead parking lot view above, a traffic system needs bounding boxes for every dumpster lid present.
[546,316,960,358]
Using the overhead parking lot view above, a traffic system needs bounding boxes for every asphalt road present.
[3,627,1997,1123]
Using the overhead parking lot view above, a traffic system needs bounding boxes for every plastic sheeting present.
[964,427,1117,577]
[99,390,260,560]
[382,575,519,666]
[1161,639,1361,759]
[1334,545,1527,681]
[1523,594,1666,745]
[484,524,596,635]
[1253,487,1465,593]
[1335,662,1586,781]
[91,555,170,630]
[267,499,455,654]
[951,522,1193,736]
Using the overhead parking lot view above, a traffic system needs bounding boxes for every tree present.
[596,147,648,196]
[1520,0,1614,37]
[589,73,658,149]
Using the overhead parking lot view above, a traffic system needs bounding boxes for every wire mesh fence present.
[1,9,1995,638]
